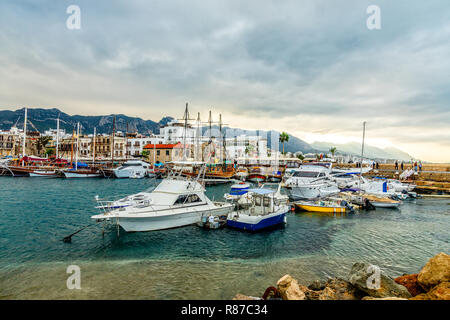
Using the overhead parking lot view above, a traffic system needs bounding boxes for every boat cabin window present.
[292,171,319,178]
[254,196,271,207]
[174,194,201,205]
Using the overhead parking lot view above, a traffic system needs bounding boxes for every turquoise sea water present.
[0,177,449,299]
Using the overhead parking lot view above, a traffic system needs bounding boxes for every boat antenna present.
[111,116,116,167]
[56,115,60,159]
[22,107,27,165]
[358,121,366,192]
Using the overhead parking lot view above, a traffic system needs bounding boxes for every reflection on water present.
[0,178,449,299]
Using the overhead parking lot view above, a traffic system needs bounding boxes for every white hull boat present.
[113,160,150,178]
[63,170,101,178]
[287,183,340,200]
[92,173,234,232]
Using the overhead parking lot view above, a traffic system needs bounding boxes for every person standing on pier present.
[401,161,404,171]
[395,160,398,170]
[419,161,423,172]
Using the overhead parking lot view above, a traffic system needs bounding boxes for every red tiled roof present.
[143,143,183,149]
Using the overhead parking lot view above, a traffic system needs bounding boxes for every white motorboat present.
[284,162,340,200]
[92,169,234,232]
[113,160,151,178]
[227,188,289,231]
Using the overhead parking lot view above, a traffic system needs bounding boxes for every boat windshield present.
[292,171,322,178]
[174,194,202,205]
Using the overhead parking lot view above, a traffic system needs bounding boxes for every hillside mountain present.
[310,141,414,161]
[0,107,173,135]
[0,107,414,160]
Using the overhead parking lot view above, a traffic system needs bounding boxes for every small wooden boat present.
[295,200,348,213]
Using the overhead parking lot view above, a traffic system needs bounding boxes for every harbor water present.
[0,177,449,299]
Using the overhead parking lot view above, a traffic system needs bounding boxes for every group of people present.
[395,160,422,172]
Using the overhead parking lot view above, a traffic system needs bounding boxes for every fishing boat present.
[91,164,234,232]
[247,167,266,183]
[295,199,349,214]
[227,188,289,232]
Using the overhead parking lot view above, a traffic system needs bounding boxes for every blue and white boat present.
[224,182,250,201]
[227,188,289,232]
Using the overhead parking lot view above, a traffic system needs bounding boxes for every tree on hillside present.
[279,132,289,155]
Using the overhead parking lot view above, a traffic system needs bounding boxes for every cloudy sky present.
[0,0,449,162]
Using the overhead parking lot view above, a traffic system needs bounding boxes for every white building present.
[159,120,197,144]
[127,136,165,157]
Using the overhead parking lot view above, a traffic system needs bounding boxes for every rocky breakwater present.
[233,253,450,300]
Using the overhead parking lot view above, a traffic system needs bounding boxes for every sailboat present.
[62,123,101,178]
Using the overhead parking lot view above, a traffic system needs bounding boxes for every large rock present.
[410,282,450,300]
[305,278,363,300]
[308,280,326,291]
[324,278,364,300]
[348,263,412,299]
[276,275,306,300]
[417,252,450,291]
[394,274,425,297]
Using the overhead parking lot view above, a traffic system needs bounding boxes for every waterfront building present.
[143,143,184,164]
[0,128,21,156]
[127,136,165,157]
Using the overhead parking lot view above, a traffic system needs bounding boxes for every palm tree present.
[279,132,289,155]
[329,147,337,158]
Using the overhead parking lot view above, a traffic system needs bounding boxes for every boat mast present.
[182,103,189,161]
[75,122,79,170]
[92,127,96,164]
[71,129,74,165]
[358,121,366,191]
[56,116,60,159]
[111,116,116,167]
[125,121,128,160]
[208,110,212,163]
[196,112,201,162]
[22,107,27,165]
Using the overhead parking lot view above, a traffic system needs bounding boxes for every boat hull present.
[227,208,288,232]
[100,205,234,232]
[247,174,266,183]
[295,202,347,213]
[29,170,58,178]
[287,184,340,200]
[63,171,101,178]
